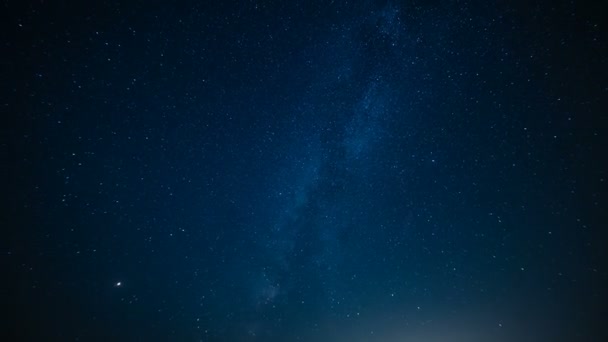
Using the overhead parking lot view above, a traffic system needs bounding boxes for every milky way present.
[5,1,607,341]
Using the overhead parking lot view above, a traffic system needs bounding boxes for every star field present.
[3,1,607,341]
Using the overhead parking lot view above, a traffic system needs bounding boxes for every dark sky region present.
[3,1,607,341]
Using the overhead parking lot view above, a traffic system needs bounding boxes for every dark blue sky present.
[4,1,607,341]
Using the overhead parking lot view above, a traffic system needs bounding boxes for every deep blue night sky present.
[4,1,607,341]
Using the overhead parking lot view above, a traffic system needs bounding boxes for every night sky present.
[4,1,608,341]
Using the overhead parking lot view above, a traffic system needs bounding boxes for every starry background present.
[3,1,607,341]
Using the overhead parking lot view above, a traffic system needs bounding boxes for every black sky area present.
[3,1,607,341]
